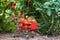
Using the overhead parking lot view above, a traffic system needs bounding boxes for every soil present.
[0,33,60,40]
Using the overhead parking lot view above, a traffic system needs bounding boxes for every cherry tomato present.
[11,14,15,19]
[4,0,8,2]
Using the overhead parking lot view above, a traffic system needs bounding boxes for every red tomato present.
[11,14,15,19]
[32,19,36,24]
[27,17,32,24]
[4,0,8,2]
[24,19,28,24]
[20,18,25,23]
[30,24,37,31]
[20,15,25,18]
[23,25,28,30]
[18,23,23,28]
[10,2,16,8]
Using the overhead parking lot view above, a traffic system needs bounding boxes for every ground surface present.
[0,33,60,40]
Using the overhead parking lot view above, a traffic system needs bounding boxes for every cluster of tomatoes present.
[11,11,37,31]
[18,17,37,31]
[4,0,16,9]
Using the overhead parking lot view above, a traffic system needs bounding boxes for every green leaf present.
[43,2,50,8]
[46,9,51,16]
[16,3,20,8]
[54,2,59,5]
[58,8,60,11]
[44,2,50,5]
[5,9,12,13]
[0,10,2,14]
[0,0,4,2]
[58,0,60,2]
[8,0,15,2]
[43,5,49,8]
[52,0,56,2]
[0,13,3,16]
[36,8,42,11]
[55,7,59,12]
[5,14,9,19]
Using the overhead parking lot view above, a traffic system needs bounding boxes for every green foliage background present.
[0,0,60,35]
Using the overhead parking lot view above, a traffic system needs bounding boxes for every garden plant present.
[0,0,60,36]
